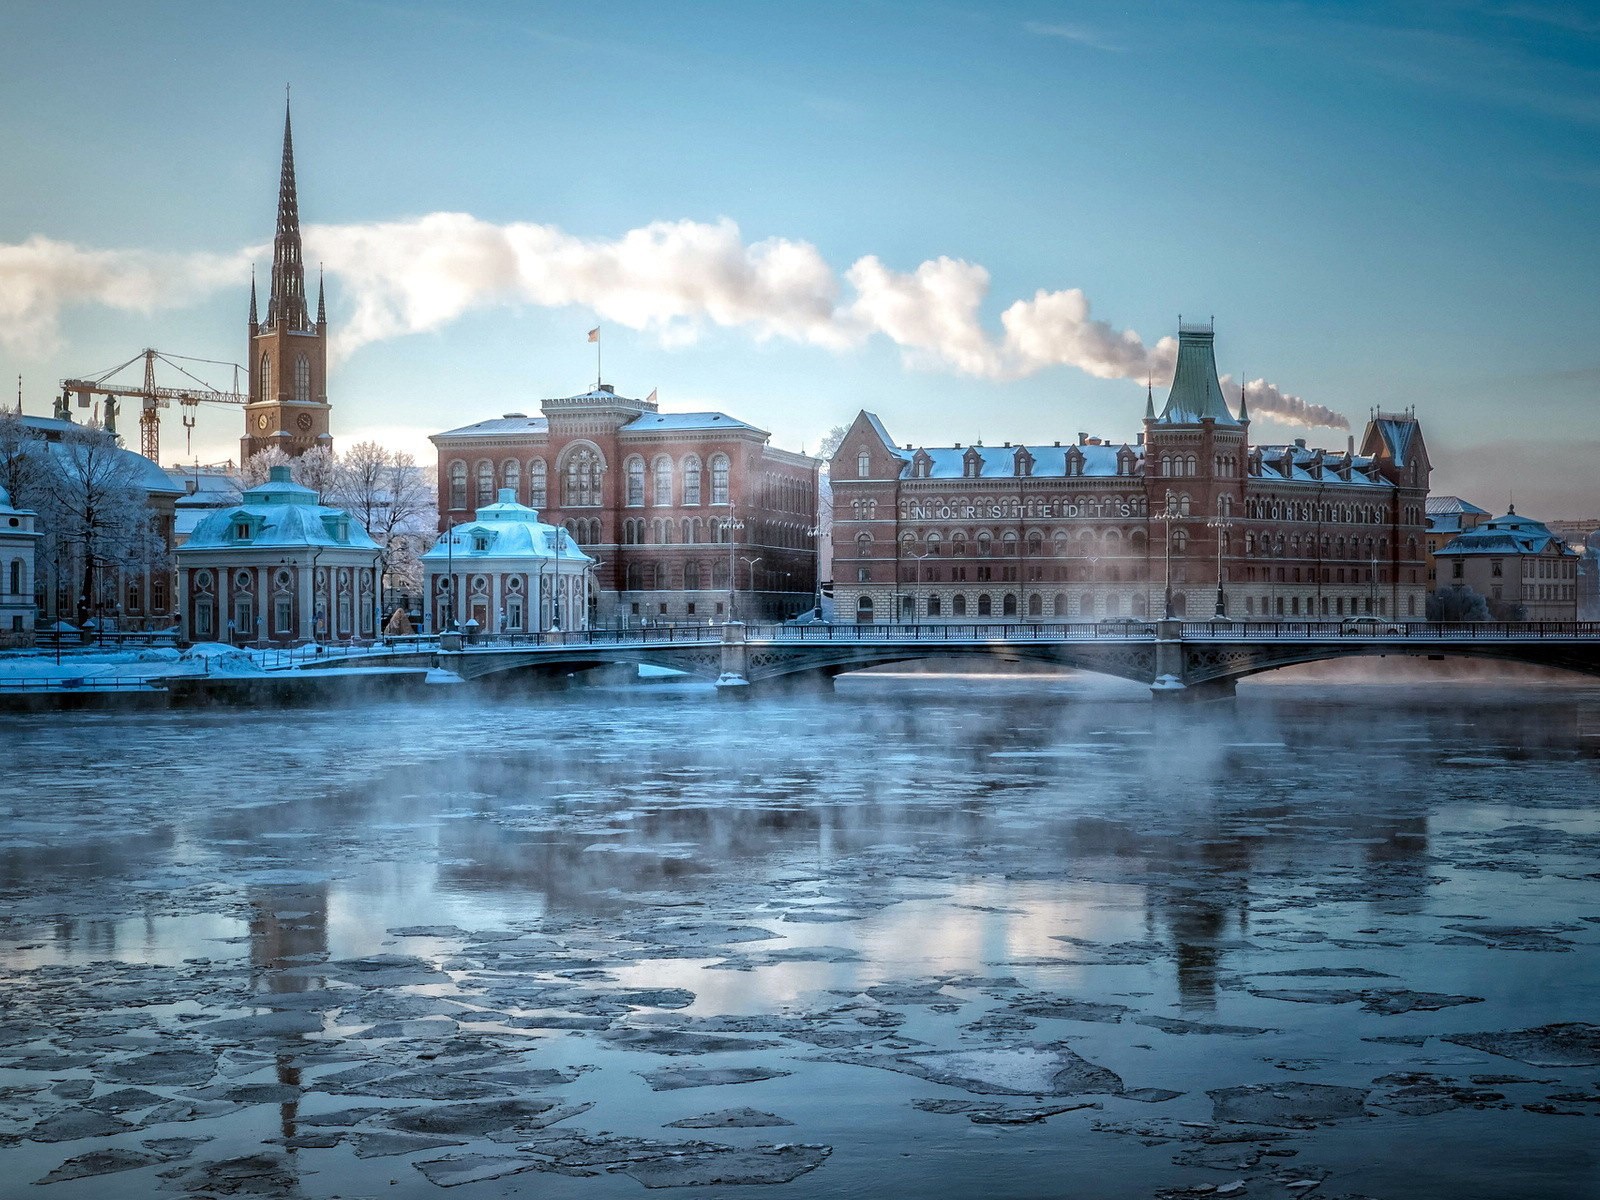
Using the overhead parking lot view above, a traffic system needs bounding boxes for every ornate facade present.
[241,101,332,463]
[420,490,595,634]
[177,466,382,644]
[0,483,40,645]
[431,384,819,626]
[830,325,1430,624]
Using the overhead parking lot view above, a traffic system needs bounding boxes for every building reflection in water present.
[247,883,329,1155]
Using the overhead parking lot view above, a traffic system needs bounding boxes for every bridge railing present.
[749,621,1161,643]
[1179,620,1600,640]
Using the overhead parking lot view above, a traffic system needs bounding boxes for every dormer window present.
[234,521,252,542]
[473,534,490,552]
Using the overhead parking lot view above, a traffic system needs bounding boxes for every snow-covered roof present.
[1435,509,1575,558]
[1156,326,1240,427]
[420,489,595,565]
[1372,417,1417,468]
[1427,495,1488,516]
[902,442,1139,479]
[432,414,551,440]
[180,466,379,552]
[20,415,184,497]
[622,412,763,435]
[864,412,900,453]
[1253,444,1387,488]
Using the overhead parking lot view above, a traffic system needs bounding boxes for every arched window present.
[529,459,547,508]
[1081,593,1095,617]
[1002,593,1018,617]
[857,450,871,478]
[712,559,728,588]
[561,446,602,507]
[684,561,702,590]
[475,460,494,505]
[258,351,273,402]
[502,459,520,497]
[928,594,942,617]
[952,594,967,617]
[856,595,874,623]
[652,455,673,506]
[683,455,702,505]
[294,354,311,402]
[977,593,992,616]
[1027,593,1042,617]
[448,461,467,510]
[977,533,993,557]
[625,456,645,506]
[710,454,730,505]
[1172,529,1189,553]
[1053,592,1067,616]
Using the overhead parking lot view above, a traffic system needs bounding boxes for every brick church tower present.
[241,99,332,463]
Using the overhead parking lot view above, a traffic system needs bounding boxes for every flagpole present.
[597,329,602,389]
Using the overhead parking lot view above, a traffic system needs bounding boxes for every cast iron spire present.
[266,97,310,331]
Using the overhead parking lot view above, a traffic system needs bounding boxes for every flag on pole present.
[587,327,600,343]
[646,388,658,405]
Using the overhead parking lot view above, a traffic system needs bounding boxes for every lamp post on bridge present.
[908,549,934,624]
[1206,516,1234,619]
[719,514,745,622]
[1152,491,1181,620]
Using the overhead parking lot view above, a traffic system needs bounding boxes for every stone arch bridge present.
[308,621,1600,699]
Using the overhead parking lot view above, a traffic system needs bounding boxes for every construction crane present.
[59,348,246,463]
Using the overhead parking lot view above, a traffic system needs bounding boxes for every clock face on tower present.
[297,413,314,431]
[257,414,269,430]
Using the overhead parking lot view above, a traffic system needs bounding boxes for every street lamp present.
[1206,516,1233,619]
[1152,492,1181,620]
[805,524,825,618]
[442,519,457,633]
[739,555,762,622]
[1369,553,1378,616]
[720,514,746,621]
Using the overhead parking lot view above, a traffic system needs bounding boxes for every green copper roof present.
[1157,326,1239,426]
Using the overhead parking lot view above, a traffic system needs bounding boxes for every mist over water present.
[2,676,1599,1197]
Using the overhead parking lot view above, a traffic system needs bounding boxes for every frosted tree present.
[240,447,292,488]
[331,441,435,546]
[45,425,169,625]
[0,408,49,512]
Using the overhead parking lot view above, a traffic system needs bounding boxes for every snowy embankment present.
[0,643,265,691]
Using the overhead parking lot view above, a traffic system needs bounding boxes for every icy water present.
[2,674,1600,1199]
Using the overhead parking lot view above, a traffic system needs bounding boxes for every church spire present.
[248,266,258,330]
[316,264,326,327]
[266,94,310,332]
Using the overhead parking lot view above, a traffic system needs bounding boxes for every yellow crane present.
[59,348,246,463]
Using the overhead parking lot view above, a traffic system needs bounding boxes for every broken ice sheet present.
[1209,1083,1370,1127]
[639,1065,793,1091]
[34,1148,163,1184]
[1444,1023,1600,1067]
[912,1098,1097,1124]
[664,1107,795,1128]
[828,1043,1123,1096]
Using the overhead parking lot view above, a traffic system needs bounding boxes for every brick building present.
[431,383,819,626]
[830,324,1430,624]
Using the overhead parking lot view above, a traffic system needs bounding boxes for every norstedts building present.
[829,324,1430,625]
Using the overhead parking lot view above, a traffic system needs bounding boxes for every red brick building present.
[830,325,1430,624]
[431,383,819,626]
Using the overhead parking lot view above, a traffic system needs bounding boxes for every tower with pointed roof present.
[242,98,332,464]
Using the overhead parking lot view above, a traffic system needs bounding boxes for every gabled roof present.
[432,414,551,441]
[1426,495,1489,516]
[1156,326,1239,426]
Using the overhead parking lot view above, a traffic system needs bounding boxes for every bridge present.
[287,620,1600,699]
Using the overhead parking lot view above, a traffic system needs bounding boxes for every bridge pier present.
[715,622,751,697]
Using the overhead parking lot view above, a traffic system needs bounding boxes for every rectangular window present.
[686,602,696,615]
[1491,559,1503,577]
[1452,560,1463,580]
[274,597,293,634]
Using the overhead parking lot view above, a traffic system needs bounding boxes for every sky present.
[2,0,1598,515]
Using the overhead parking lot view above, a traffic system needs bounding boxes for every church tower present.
[241,98,332,464]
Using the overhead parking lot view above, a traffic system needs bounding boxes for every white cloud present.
[0,235,248,355]
[0,213,1349,429]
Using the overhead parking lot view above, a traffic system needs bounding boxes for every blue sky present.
[2,1,1597,513]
